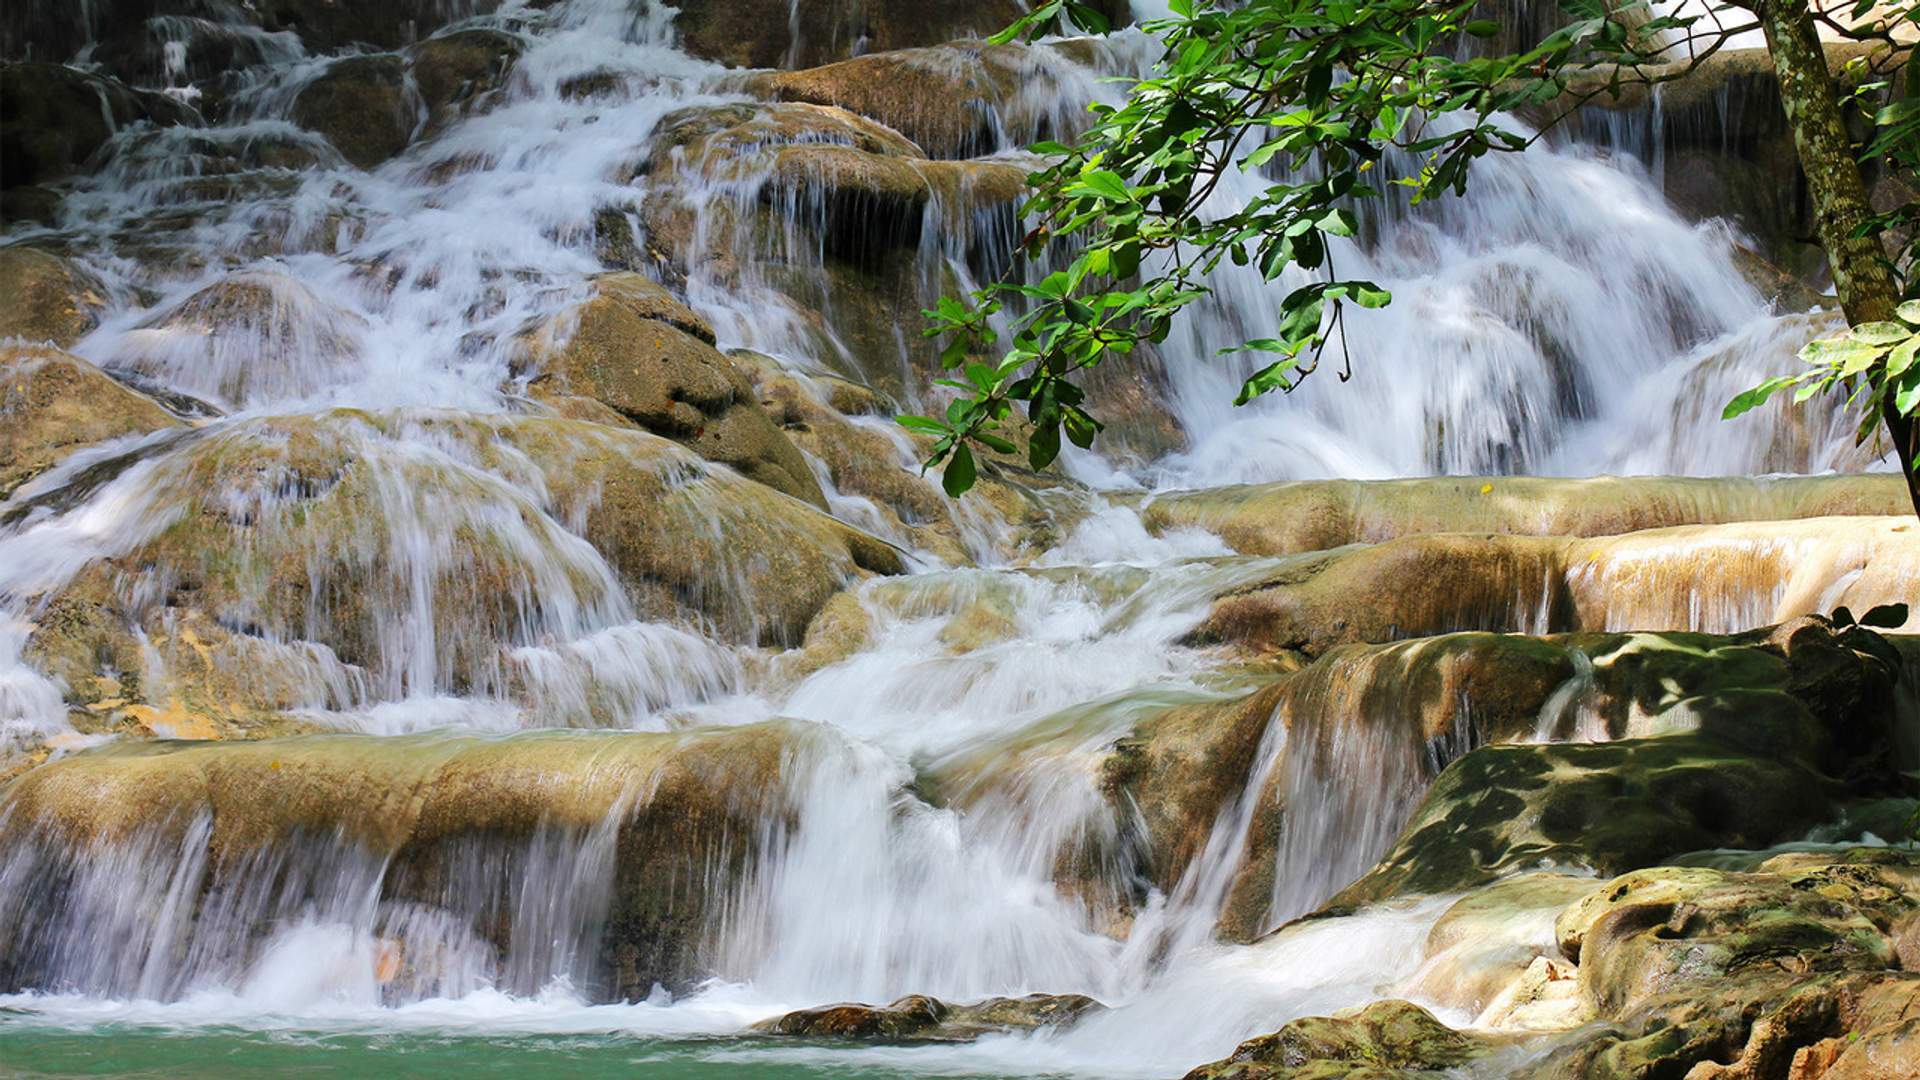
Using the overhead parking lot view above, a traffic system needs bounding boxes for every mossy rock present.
[1182,1000,1490,1079]
[291,54,416,170]
[517,278,825,508]
[407,28,522,135]
[673,0,1032,70]
[753,991,1102,1042]
[0,61,197,189]
[0,344,182,499]
[0,249,108,349]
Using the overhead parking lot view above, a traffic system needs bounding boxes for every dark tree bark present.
[1749,0,1920,516]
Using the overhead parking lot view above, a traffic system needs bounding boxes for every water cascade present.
[2,1,1918,1077]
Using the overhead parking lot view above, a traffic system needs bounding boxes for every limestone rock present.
[1181,1000,1489,1079]
[753,991,1102,1042]
[0,61,197,189]
[407,29,521,135]
[291,55,416,170]
[674,0,1032,70]
[0,248,108,348]
[517,276,826,508]
[0,343,182,499]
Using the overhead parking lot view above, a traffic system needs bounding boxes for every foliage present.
[1725,2,1920,447]
[899,0,1711,494]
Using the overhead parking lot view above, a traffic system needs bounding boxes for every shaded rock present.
[753,991,1102,1042]
[516,276,825,508]
[0,61,196,189]
[1329,620,1902,907]
[1181,1000,1489,1079]
[0,247,107,348]
[407,28,521,134]
[0,344,182,499]
[291,54,416,170]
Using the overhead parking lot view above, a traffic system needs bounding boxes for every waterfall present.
[0,0,1909,1076]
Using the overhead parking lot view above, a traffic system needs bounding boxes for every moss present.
[0,249,108,349]
[1182,1000,1488,1079]
[0,344,182,498]
[291,55,415,170]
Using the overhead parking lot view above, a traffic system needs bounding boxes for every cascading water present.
[0,0,1910,1077]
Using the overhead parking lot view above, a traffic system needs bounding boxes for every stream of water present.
[0,1,1888,1076]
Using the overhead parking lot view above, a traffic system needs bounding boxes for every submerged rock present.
[0,344,182,499]
[517,274,827,509]
[0,247,108,348]
[1181,999,1491,1079]
[754,991,1102,1042]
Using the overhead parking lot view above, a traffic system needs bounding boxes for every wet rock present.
[291,54,416,170]
[1409,872,1599,1028]
[407,28,521,135]
[674,0,1031,70]
[1329,620,1902,907]
[0,724,801,997]
[0,344,182,499]
[1140,474,1912,559]
[516,275,826,509]
[1181,999,1490,1079]
[19,411,900,730]
[1190,516,1920,656]
[0,247,108,348]
[1531,851,1920,1080]
[744,41,1083,159]
[0,62,197,189]
[754,991,1103,1041]
[105,270,367,410]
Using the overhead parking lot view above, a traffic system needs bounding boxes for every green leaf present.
[1850,321,1912,345]
[1722,375,1798,420]
[1071,169,1131,202]
[1463,19,1501,38]
[942,443,977,497]
[896,415,946,434]
[1889,335,1920,379]
[1861,603,1911,628]
[1899,300,1920,325]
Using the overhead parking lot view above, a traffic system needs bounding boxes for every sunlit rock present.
[673,0,1037,70]
[0,343,182,499]
[515,275,828,508]
[1180,999,1490,1080]
[0,248,109,349]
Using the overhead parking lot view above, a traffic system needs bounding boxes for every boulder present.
[290,54,416,170]
[0,343,182,499]
[0,61,197,189]
[1181,1000,1490,1080]
[407,28,521,135]
[1327,619,1903,908]
[516,275,827,509]
[105,270,366,410]
[743,41,1089,159]
[0,247,108,348]
[753,991,1103,1041]
[18,411,902,735]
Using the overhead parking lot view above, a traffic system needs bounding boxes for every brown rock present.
[0,343,182,498]
[0,248,107,348]
[291,55,416,169]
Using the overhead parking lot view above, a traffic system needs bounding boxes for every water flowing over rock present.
[3,1,1918,1075]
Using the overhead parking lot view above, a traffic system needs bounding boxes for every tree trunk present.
[1751,0,1920,516]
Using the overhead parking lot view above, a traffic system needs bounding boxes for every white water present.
[0,0,1891,1075]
